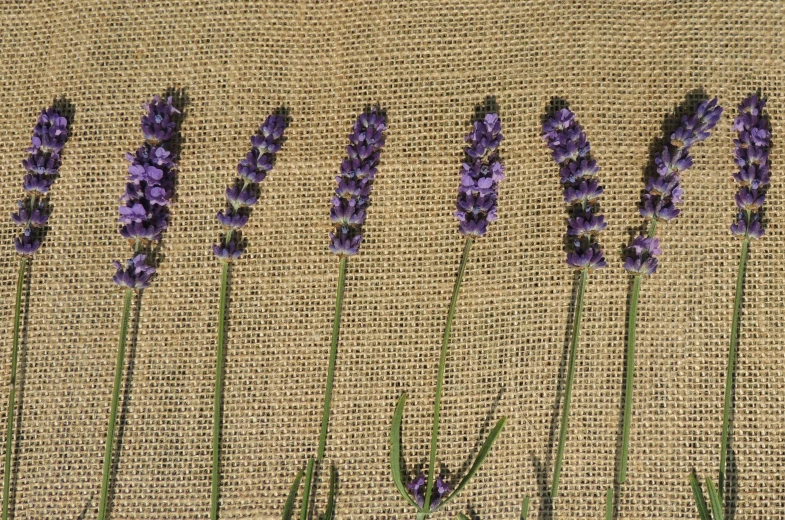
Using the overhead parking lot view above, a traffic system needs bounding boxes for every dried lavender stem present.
[552,267,588,497]
[2,259,27,520]
[211,261,230,520]
[719,237,749,493]
[420,238,473,520]
[98,288,134,520]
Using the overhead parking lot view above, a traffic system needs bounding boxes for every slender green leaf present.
[521,496,530,520]
[390,393,420,509]
[457,514,471,520]
[689,473,710,520]
[324,465,337,520]
[282,467,304,520]
[605,487,613,520]
[436,416,507,510]
[706,477,723,520]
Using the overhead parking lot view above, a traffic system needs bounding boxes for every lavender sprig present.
[211,114,287,520]
[289,108,385,520]
[711,95,771,506]
[618,98,722,488]
[3,107,69,520]
[100,95,180,520]
[390,112,506,520]
[541,107,605,498]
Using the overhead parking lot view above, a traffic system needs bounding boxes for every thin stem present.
[551,268,588,498]
[422,238,474,516]
[719,237,749,493]
[615,218,658,486]
[317,257,348,461]
[648,219,658,238]
[98,288,134,520]
[211,262,230,520]
[300,458,315,520]
[2,258,27,520]
[618,275,641,484]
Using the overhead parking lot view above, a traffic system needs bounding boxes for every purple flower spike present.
[329,107,386,255]
[113,95,181,287]
[731,95,770,239]
[213,113,288,261]
[639,98,722,224]
[407,474,450,511]
[543,108,606,271]
[625,97,722,275]
[13,107,69,257]
[112,254,156,289]
[455,113,505,238]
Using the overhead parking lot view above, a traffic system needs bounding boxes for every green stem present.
[211,262,230,520]
[2,259,27,520]
[618,274,641,485]
[616,218,658,485]
[422,238,473,517]
[299,458,315,520]
[648,219,658,238]
[98,288,134,520]
[551,268,588,498]
[719,237,749,494]
[317,257,347,461]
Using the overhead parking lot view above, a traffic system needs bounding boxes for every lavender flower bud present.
[731,95,770,239]
[623,236,662,276]
[543,108,606,271]
[213,114,288,261]
[13,107,69,257]
[455,113,505,238]
[26,108,68,154]
[212,239,245,261]
[329,108,386,256]
[112,254,156,289]
[407,474,450,511]
[141,96,180,143]
[13,228,41,256]
[113,95,180,287]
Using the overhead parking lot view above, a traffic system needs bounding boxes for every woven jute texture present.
[0,1,783,519]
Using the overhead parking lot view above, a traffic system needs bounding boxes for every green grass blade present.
[521,496,530,520]
[706,477,723,520]
[436,416,506,510]
[324,465,337,520]
[605,487,613,520]
[689,473,710,520]
[282,467,304,520]
[390,393,419,509]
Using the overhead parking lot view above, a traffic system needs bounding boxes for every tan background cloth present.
[0,1,783,518]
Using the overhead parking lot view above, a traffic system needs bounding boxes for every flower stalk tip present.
[329,107,387,256]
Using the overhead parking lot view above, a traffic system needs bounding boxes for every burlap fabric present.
[0,1,782,518]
